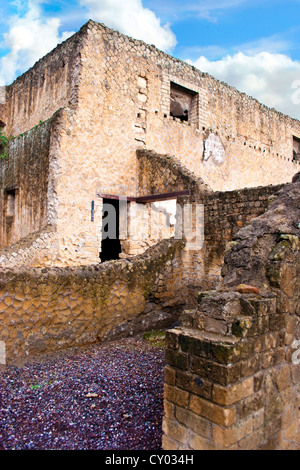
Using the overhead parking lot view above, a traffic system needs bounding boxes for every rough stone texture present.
[163,175,300,450]
[0,119,52,248]
[0,238,185,364]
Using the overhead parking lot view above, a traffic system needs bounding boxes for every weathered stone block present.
[189,394,236,427]
[164,384,189,408]
[164,348,189,370]
[175,407,211,439]
[212,377,254,406]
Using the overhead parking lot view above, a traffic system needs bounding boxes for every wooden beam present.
[96,190,190,203]
[136,190,190,203]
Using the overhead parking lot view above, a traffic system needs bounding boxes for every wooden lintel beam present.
[136,190,190,203]
[96,190,190,203]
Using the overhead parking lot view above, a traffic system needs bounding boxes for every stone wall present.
[162,177,300,450]
[3,27,85,137]
[0,238,184,365]
[136,149,284,295]
[74,20,300,193]
[0,118,53,249]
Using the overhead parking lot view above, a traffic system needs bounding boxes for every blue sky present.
[1,0,300,119]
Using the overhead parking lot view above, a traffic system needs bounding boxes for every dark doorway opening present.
[100,198,121,262]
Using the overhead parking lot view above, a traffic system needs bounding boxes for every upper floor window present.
[170,82,198,126]
[293,135,300,162]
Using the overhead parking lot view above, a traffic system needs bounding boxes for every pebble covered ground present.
[0,334,165,450]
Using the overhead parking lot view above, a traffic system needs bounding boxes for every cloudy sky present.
[1,0,300,119]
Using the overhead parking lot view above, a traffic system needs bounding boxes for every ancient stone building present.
[0,20,299,450]
[0,19,299,267]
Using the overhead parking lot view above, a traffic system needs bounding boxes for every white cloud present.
[79,0,177,52]
[188,51,300,120]
[0,0,74,86]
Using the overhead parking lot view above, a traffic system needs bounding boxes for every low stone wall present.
[0,238,184,365]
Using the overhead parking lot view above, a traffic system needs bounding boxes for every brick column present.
[162,292,300,450]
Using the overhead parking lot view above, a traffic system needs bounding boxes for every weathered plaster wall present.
[1,20,300,267]
[136,149,284,293]
[42,20,300,267]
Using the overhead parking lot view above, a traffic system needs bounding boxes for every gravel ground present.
[0,335,165,450]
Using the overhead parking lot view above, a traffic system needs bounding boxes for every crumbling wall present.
[163,175,300,450]
[0,238,185,365]
[0,119,52,249]
[0,109,67,266]
[137,149,212,196]
[4,26,85,137]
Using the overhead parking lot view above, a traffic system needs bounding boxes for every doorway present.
[100,198,122,262]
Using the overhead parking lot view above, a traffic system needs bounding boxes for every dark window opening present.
[100,198,121,262]
[293,136,300,162]
[170,82,198,124]
[5,189,16,218]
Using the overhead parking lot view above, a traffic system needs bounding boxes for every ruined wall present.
[163,176,300,450]
[0,239,184,365]
[0,108,68,267]
[1,20,299,266]
[44,20,300,266]
[3,28,84,137]
[0,119,52,248]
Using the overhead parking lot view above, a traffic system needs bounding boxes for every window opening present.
[5,189,16,217]
[293,136,300,162]
[100,198,121,262]
[170,82,198,124]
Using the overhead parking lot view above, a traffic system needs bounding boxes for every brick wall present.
[162,179,300,450]
[163,292,299,450]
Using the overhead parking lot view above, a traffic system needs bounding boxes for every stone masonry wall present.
[74,20,300,194]
[1,20,300,267]
[3,27,85,137]
[0,119,52,249]
[162,177,300,450]
[40,20,300,266]
[0,238,184,365]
